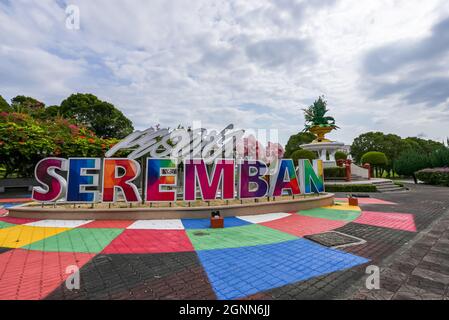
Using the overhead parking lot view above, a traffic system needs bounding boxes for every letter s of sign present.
[65,265,80,290]
[365,265,380,290]
[65,5,80,30]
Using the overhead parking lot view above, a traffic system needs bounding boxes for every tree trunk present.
[412,173,418,184]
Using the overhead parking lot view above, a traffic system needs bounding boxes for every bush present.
[324,167,346,178]
[325,184,378,192]
[415,168,449,187]
[291,149,317,165]
[0,112,120,178]
[335,151,348,161]
[361,151,388,177]
[361,151,388,165]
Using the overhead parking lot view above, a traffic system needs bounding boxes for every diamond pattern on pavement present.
[354,211,416,232]
[261,214,347,238]
[0,249,95,300]
[197,239,369,300]
[102,229,195,254]
[186,224,297,251]
[0,225,69,249]
[25,228,124,253]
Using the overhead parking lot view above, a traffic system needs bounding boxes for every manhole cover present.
[304,231,366,249]
[193,231,210,236]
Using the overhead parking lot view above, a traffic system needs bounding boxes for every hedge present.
[324,167,346,178]
[335,151,348,161]
[415,168,449,187]
[325,184,378,192]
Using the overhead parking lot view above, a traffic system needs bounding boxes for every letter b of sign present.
[65,5,80,30]
[66,265,80,290]
[365,265,380,290]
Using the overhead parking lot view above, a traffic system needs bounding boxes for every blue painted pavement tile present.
[181,217,251,229]
[197,238,369,300]
[1,203,22,209]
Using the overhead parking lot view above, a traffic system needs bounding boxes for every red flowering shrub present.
[0,112,120,178]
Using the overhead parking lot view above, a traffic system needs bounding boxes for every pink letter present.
[184,159,235,201]
[146,158,178,202]
[32,158,68,202]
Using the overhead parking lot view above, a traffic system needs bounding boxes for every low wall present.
[0,178,38,193]
[7,193,334,220]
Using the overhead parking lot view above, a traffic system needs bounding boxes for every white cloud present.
[1,0,449,145]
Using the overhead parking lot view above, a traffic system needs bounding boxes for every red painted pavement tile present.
[261,214,347,238]
[0,216,41,225]
[80,220,135,229]
[354,211,416,232]
[0,249,95,300]
[0,198,32,203]
[335,198,397,205]
[102,229,195,254]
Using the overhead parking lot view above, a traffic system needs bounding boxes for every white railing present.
[351,163,370,179]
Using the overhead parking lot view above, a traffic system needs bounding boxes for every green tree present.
[291,149,317,165]
[361,151,388,178]
[11,95,45,114]
[59,93,134,139]
[351,132,408,176]
[0,95,11,112]
[404,137,446,155]
[284,132,316,158]
[38,105,63,120]
[395,150,430,184]
[428,148,449,168]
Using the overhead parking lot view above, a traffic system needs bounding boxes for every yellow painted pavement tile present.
[0,225,70,248]
[323,204,361,212]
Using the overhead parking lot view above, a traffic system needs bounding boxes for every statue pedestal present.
[300,141,345,167]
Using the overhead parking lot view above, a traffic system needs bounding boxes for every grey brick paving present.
[45,252,217,300]
[347,184,449,300]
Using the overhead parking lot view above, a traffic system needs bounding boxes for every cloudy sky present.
[1,0,449,145]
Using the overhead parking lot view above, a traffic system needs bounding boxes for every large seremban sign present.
[32,124,325,204]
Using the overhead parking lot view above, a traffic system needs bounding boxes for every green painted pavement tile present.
[296,208,361,221]
[25,228,124,253]
[0,221,15,230]
[186,224,297,251]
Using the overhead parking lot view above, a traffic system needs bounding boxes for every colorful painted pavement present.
[0,195,423,300]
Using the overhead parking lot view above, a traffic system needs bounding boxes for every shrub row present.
[415,168,449,187]
[325,184,378,193]
[324,167,346,178]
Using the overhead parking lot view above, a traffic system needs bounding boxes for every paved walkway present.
[1,184,448,300]
[349,199,449,300]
